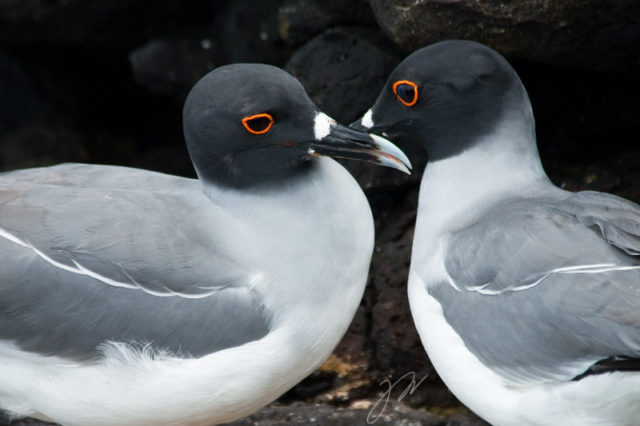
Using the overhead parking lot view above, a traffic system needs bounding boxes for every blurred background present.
[1,1,639,425]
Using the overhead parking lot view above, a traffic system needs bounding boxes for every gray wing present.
[0,164,271,360]
[433,191,640,384]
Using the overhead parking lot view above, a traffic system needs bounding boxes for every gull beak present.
[309,113,412,174]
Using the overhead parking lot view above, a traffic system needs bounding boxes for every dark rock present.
[369,0,640,70]
[1,44,190,175]
[286,27,399,124]
[281,370,338,402]
[0,125,87,171]
[278,0,377,46]
[224,400,458,425]
[447,413,491,426]
[514,61,640,166]
[0,52,46,131]
[545,149,640,204]
[0,0,214,50]
[129,38,216,97]
[365,187,465,411]
[343,186,470,412]
[367,188,420,375]
[212,0,293,66]
[133,146,195,178]
[3,397,484,425]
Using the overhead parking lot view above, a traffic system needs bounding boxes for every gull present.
[0,63,411,426]
[352,40,640,426]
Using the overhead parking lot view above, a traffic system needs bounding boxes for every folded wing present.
[0,164,272,360]
[433,191,640,384]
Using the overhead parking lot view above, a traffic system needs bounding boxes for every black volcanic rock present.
[0,125,88,171]
[212,0,293,66]
[224,400,485,425]
[129,38,216,97]
[286,27,399,124]
[278,0,377,46]
[0,52,46,131]
[0,0,214,50]
[369,0,640,70]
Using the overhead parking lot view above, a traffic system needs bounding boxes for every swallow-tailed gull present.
[0,63,411,426]
[353,40,640,425]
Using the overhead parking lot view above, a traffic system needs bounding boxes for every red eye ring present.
[392,80,418,107]
[242,113,275,135]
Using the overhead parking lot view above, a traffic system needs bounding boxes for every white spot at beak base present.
[314,112,336,141]
[361,109,374,129]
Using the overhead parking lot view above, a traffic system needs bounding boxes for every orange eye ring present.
[393,80,418,107]
[242,113,275,135]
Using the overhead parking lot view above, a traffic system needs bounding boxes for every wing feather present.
[434,192,640,384]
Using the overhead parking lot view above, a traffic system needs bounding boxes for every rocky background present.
[1,0,639,425]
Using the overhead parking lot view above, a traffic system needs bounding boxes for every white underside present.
[409,271,640,426]
[0,330,303,426]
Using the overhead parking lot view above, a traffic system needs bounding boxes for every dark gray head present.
[351,40,534,162]
[184,63,411,188]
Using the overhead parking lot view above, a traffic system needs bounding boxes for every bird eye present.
[392,80,418,107]
[242,113,274,135]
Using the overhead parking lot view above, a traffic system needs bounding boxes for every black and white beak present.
[309,113,411,174]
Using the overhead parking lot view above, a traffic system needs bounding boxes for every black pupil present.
[248,116,271,132]
[397,84,415,103]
